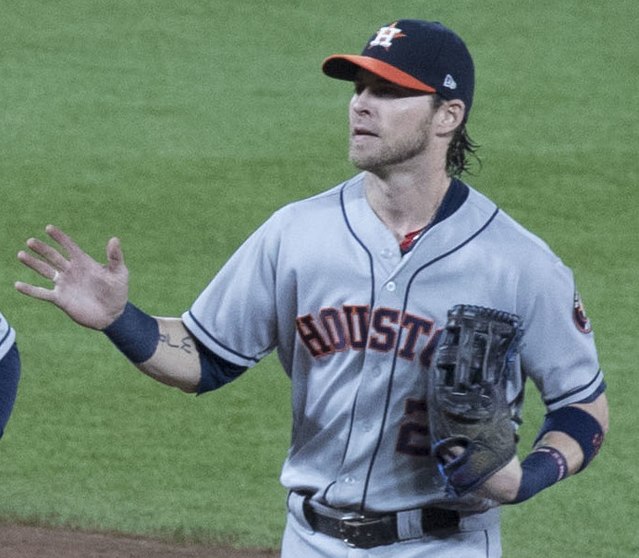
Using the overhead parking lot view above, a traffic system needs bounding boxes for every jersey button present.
[386,281,396,292]
[380,248,393,258]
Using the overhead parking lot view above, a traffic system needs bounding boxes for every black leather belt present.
[302,499,460,549]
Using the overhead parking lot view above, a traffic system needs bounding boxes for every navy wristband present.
[103,302,160,363]
[513,446,568,503]
[534,405,604,472]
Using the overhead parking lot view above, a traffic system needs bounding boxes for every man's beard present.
[349,119,432,173]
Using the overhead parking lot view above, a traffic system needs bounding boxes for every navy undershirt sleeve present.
[194,338,248,394]
[0,343,21,438]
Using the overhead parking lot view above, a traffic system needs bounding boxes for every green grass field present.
[1,1,637,555]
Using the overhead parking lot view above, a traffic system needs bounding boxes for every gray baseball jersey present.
[183,173,603,513]
[0,312,16,361]
[0,311,19,438]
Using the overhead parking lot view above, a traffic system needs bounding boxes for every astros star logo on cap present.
[368,22,406,49]
[322,19,475,119]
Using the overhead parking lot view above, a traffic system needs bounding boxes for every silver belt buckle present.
[338,512,382,548]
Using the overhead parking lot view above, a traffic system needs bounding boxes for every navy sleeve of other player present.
[0,343,21,438]
[195,338,247,394]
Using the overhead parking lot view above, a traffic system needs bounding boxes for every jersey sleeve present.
[0,313,16,361]
[517,257,604,412]
[182,214,282,369]
[0,314,20,438]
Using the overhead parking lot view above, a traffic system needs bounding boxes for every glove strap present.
[512,446,568,504]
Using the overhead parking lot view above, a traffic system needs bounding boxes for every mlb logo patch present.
[573,291,592,333]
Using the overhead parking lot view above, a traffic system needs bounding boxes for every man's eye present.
[353,83,400,98]
[374,86,399,97]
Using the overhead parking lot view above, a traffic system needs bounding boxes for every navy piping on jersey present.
[339,182,377,312]
[360,205,500,508]
[191,179,381,396]
[544,370,605,407]
[186,311,260,365]
[189,178,468,396]
[0,327,11,347]
[338,183,378,493]
[576,380,606,403]
[336,177,485,509]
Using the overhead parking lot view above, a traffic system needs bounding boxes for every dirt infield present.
[0,523,280,558]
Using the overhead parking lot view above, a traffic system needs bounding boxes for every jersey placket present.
[327,256,407,508]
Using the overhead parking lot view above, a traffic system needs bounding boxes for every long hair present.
[433,95,481,177]
[447,125,481,177]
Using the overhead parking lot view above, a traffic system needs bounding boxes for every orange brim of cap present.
[322,54,436,93]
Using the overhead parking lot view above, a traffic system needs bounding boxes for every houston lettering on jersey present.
[295,304,442,366]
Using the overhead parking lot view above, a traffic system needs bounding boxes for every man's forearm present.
[534,394,609,473]
[511,394,609,503]
[479,395,609,503]
[102,305,202,393]
[136,317,202,392]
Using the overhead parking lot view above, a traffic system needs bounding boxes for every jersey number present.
[396,398,430,456]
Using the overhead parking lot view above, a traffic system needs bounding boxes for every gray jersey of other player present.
[183,173,603,512]
[0,312,16,361]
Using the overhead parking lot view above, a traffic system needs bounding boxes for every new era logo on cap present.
[322,19,475,119]
[443,74,457,90]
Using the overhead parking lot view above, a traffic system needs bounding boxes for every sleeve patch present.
[573,291,592,334]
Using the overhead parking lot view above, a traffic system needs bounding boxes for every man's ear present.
[436,99,466,136]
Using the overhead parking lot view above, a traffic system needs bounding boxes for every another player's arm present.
[0,342,21,439]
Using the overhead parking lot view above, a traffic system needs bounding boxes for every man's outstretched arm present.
[16,224,201,392]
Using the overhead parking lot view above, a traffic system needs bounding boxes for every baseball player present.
[0,312,20,440]
[16,19,608,557]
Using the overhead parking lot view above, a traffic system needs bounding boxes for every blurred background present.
[1,1,637,555]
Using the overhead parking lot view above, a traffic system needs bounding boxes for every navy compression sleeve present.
[194,338,247,394]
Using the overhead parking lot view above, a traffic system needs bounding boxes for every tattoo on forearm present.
[159,334,194,354]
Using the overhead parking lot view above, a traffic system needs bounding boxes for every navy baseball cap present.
[322,19,475,118]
